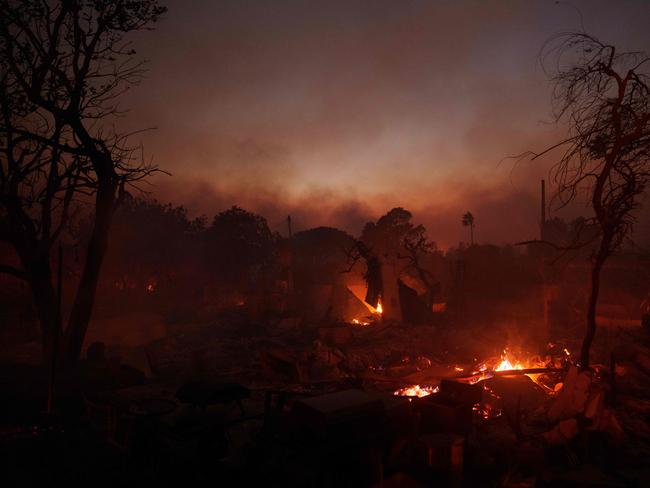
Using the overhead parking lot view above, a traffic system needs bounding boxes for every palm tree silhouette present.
[462,211,475,245]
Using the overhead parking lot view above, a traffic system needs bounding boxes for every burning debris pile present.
[4,312,650,486]
[389,345,571,423]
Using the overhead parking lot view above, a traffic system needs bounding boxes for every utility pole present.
[541,179,546,241]
[286,216,295,313]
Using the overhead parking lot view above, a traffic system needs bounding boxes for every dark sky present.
[121,0,650,247]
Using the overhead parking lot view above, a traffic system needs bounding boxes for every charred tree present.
[343,240,382,309]
[0,1,166,367]
[529,33,650,368]
[354,208,437,320]
[402,225,439,310]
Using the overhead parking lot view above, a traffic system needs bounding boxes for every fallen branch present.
[452,366,567,381]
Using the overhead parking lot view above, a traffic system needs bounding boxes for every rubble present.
[4,305,650,486]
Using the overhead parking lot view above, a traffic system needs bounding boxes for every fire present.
[351,318,370,326]
[494,349,532,372]
[458,348,562,389]
[495,354,523,372]
[145,282,156,293]
[473,402,502,420]
[361,297,383,315]
[394,384,439,398]
[489,348,566,393]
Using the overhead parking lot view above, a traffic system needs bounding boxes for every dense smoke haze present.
[115,0,650,244]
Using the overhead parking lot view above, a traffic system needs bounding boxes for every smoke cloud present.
[119,0,650,246]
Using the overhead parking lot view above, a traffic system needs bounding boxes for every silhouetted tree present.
[0,1,166,365]
[205,206,277,291]
[359,208,438,311]
[293,226,355,286]
[344,239,382,308]
[362,207,415,253]
[101,197,205,296]
[462,211,475,245]
[402,224,440,308]
[543,217,568,246]
[451,243,536,302]
[533,33,650,368]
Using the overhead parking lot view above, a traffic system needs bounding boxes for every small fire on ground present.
[465,347,569,391]
[393,346,571,402]
[394,384,439,398]
[351,298,383,326]
[352,318,370,326]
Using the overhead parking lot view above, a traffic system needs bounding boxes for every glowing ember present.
[145,282,156,293]
[394,384,439,398]
[351,318,370,326]
[473,402,502,420]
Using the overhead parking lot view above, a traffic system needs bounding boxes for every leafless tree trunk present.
[0,1,166,368]
[527,33,650,368]
[582,231,612,367]
[64,180,116,361]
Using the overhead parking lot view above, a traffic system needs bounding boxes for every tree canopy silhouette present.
[205,206,277,290]
[462,211,475,245]
[533,32,650,368]
[357,208,438,310]
[0,0,166,365]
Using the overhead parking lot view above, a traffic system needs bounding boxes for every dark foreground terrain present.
[2,315,650,487]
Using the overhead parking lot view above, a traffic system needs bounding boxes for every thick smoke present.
[119,0,650,246]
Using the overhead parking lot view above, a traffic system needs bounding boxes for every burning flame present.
[493,349,536,372]
[460,347,563,390]
[145,282,156,293]
[394,384,439,398]
[491,348,566,393]
[375,300,383,315]
[351,318,370,326]
[494,353,523,372]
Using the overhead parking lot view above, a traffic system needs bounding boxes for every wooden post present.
[286,216,295,313]
[541,179,546,240]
